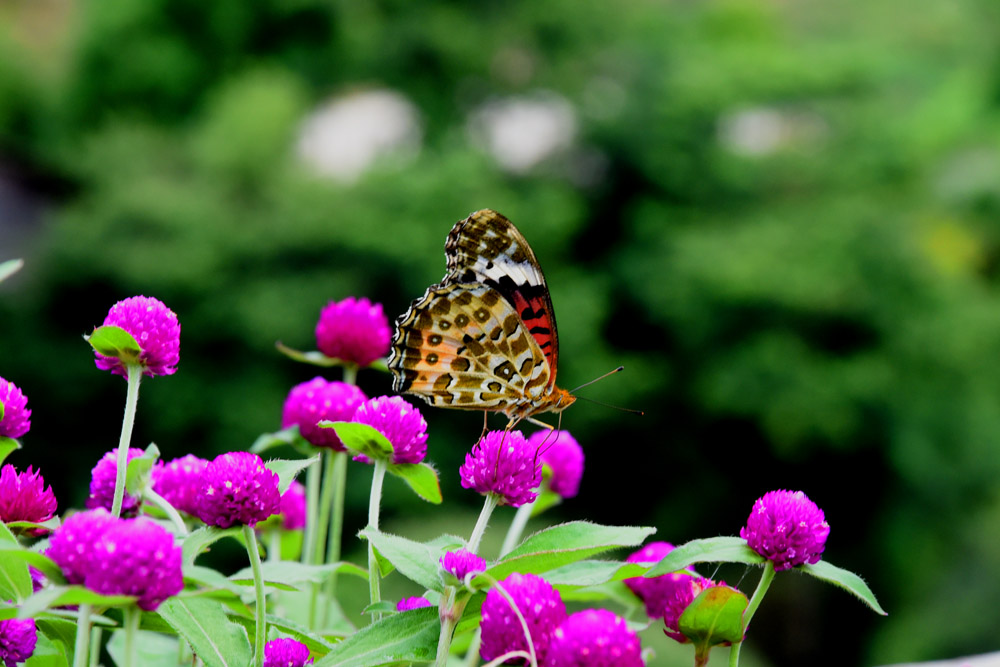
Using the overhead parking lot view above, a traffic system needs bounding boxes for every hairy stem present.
[110,364,142,518]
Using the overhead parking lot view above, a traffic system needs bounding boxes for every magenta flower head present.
[440,549,486,583]
[527,430,583,499]
[46,508,118,585]
[0,617,37,666]
[480,572,566,665]
[624,542,696,619]
[0,465,57,527]
[0,378,30,439]
[281,378,368,450]
[263,638,313,667]
[740,489,830,571]
[460,430,542,507]
[546,608,644,667]
[279,481,307,531]
[396,596,433,611]
[86,448,152,517]
[196,452,281,528]
[663,577,725,644]
[315,296,391,367]
[351,396,428,465]
[86,517,183,611]
[153,454,210,516]
[93,296,181,377]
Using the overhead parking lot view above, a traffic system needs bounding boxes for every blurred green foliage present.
[2,0,1000,664]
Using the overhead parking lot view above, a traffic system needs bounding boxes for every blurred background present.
[2,0,1000,665]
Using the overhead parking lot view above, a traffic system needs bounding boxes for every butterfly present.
[388,209,575,429]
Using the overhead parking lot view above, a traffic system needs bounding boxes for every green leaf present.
[266,455,319,494]
[228,612,338,655]
[328,422,393,460]
[0,523,32,602]
[0,544,65,584]
[106,628,179,667]
[530,488,562,517]
[250,427,301,454]
[387,462,442,504]
[312,606,439,666]
[646,537,763,576]
[540,560,647,590]
[275,342,343,367]
[182,526,244,566]
[157,597,253,667]
[0,436,19,465]
[125,443,161,496]
[18,586,137,618]
[361,529,445,592]
[679,585,748,651]
[229,561,366,590]
[34,617,77,655]
[491,522,655,581]
[0,259,23,283]
[24,630,69,667]
[85,325,142,362]
[363,600,399,616]
[5,517,62,536]
[801,560,887,615]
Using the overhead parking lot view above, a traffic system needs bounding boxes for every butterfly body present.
[389,210,575,427]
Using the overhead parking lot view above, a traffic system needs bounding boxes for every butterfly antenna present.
[573,395,644,416]
[569,366,625,394]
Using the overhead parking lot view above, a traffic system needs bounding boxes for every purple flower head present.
[440,549,487,583]
[281,378,368,451]
[94,296,181,377]
[263,638,313,667]
[740,489,830,571]
[480,573,566,665]
[351,396,428,465]
[527,430,583,499]
[0,378,30,439]
[460,430,542,507]
[396,596,433,611]
[280,481,307,531]
[0,617,37,667]
[663,577,725,644]
[197,452,281,528]
[85,517,183,611]
[29,567,46,593]
[86,448,153,517]
[46,509,118,585]
[624,542,696,619]
[153,455,210,517]
[315,297,391,367]
[545,609,644,667]
[0,465,57,528]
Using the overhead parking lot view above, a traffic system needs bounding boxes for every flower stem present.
[434,587,458,667]
[467,493,499,555]
[110,364,142,518]
[143,487,188,536]
[243,525,267,667]
[123,605,140,667]
[313,449,337,566]
[343,363,358,385]
[499,499,533,556]
[303,452,321,629]
[728,561,776,667]
[72,604,92,667]
[321,450,348,625]
[367,458,388,621]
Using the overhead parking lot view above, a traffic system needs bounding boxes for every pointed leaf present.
[125,443,161,496]
[18,586,136,618]
[182,526,243,566]
[229,561,366,589]
[0,259,23,283]
[106,628,179,667]
[0,437,18,466]
[360,529,445,592]
[540,560,646,590]
[679,586,748,647]
[646,537,763,576]
[250,427,301,454]
[0,545,64,584]
[0,522,31,602]
[801,560,887,615]
[265,456,319,494]
[157,597,253,667]
[275,342,342,367]
[387,462,442,504]
[328,422,393,460]
[312,606,439,667]
[85,326,141,362]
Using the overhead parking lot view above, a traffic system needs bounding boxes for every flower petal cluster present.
[396,596,432,611]
[663,576,724,644]
[440,549,486,582]
[45,509,117,584]
[86,448,151,517]
[527,430,583,499]
[460,430,542,507]
[740,489,830,571]
[0,378,30,439]
[351,396,428,465]
[480,573,566,665]
[624,542,695,619]
[0,617,37,666]
[0,465,57,526]
[281,378,367,450]
[197,452,281,528]
[153,455,210,516]
[280,481,307,531]
[86,517,183,611]
[94,296,181,377]
[315,297,391,367]
[263,637,313,667]
[545,609,644,667]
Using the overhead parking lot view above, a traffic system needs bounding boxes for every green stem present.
[88,628,100,667]
[144,487,188,536]
[123,606,140,667]
[321,450,348,625]
[72,604,92,667]
[313,450,337,566]
[435,587,458,667]
[267,531,281,562]
[343,363,358,385]
[303,452,321,630]
[367,458,388,621]
[499,500,533,556]
[729,562,776,667]
[467,493,499,555]
[244,525,267,667]
[110,364,143,518]
[463,631,482,667]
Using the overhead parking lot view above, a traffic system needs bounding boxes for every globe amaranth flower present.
[93,296,181,377]
[45,509,118,585]
[85,517,183,611]
[663,576,725,644]
[315,296,391,367]
[624,542,697,619]
[279,480,307,531]
[460,430,542,507]
[480,572,566,665]
[196,452,281,528]
[86,448,153,517]
[152,454,210,516]
[440,549,486,582]
[527,430,583,499]
[263,637,313,667]
[740,489,830,571]
[396,596,432,611]
[544,609,644,667]
[0,465,57,527]
[281,377,367,450]
[0,378,30,439]
[0,617,37,667]
[351,396,428,465]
